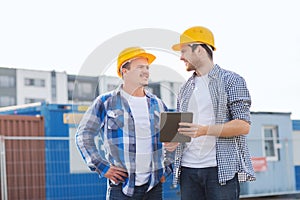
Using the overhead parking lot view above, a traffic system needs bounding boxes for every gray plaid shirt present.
[172,64,256,187]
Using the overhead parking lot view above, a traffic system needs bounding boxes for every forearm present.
[206,119,250,137]
[75,130,110,175]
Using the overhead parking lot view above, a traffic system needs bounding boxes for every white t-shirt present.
[121,90,152,185]
[182,74,217,168]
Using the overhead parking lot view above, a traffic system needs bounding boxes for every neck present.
[122,84,145,97]
[195,60,214,76]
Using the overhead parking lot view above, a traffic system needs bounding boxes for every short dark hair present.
[120,61,131,77]
[189,44,213,60]
[122,61,131,70]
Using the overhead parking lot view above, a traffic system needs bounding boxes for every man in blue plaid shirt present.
[164,26,256,200]
[76,47,172,200]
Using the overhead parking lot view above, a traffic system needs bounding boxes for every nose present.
[180,55,186,61]
[143,69,149,76]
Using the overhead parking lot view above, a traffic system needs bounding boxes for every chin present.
[186,67,194,72]
[139,80,148,86]
[142,82,149,86]
[186,64,195,72]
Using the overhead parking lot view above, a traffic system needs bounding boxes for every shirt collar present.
[113,84,154,99]
[208,64,220,79]
[190,64,219,79]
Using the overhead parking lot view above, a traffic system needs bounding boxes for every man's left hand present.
[178,122,207,138]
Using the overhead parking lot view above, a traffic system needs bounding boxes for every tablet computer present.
[159,112,193,143]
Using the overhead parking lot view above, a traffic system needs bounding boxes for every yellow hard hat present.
[117,46,156,77]
[172,26,216,51]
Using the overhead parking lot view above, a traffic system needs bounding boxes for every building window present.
[80,82,92,95]
[25,98,45,104]
[24,78,45,87]
[107,84,118,91]
[75,82,93,98]
[67,81,74,99]
[51,71,57,102]
[0,76,15,87]
[147,83,161,98]
[263,125,279,161]
[0,96,15,107]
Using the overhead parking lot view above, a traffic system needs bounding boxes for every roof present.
[250,111,291,116]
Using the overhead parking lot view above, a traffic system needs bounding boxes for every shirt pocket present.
[107,109,124,130]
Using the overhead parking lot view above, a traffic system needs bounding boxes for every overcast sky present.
[1,0,300,119]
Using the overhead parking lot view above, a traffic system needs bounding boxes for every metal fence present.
[0,135,299,200]
[0,136,180,200]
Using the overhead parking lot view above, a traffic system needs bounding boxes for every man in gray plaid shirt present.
[164,26,256,200]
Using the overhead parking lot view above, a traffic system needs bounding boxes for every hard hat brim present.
[172,42,216,51]
[172,42,195,51]
[138,52,156,65]
[172,43,183,51]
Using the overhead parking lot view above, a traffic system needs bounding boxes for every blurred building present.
[0,67,184,110]
[240,112,296,197]
[0,67,16,106]
[0,67,68,105]
[293,120,300,190]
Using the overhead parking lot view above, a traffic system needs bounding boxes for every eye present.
[137,65,149,70]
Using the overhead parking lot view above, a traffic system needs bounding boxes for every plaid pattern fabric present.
[75,86,171,197]
[172,64,256,187]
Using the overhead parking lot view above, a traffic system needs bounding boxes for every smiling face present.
[122,57,150,90]
[180,44,200,72]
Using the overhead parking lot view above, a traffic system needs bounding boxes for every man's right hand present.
[163,142,179,152]
[104,165,128,184]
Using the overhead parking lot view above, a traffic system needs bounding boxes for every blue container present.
[0,102,106,199]
[295,166,300,190]
[0,102,180,199]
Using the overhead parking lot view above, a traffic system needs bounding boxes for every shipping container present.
[292,120,300,190]
[0,114,45,200]
[240,112,297,197]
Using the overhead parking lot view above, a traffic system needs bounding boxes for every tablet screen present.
[159,112,193,142]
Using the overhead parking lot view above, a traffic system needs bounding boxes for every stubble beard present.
[186,63,196,72]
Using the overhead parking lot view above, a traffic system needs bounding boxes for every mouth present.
[184,61,191,67]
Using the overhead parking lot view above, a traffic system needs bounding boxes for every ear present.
[196,45,202,54]
[121,68,128,76]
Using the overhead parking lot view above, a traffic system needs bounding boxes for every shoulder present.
[145,89,159,100]
[216,65,243,79]
[214,65,247,87]
[98,90,115,102]
[91,90,117,108]
[146,91,163,104]
[145,90,168,110]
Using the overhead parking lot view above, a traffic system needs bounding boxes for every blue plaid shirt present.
[75,86,171,197]
[173,64,256,187]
